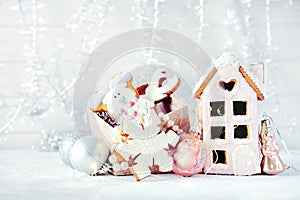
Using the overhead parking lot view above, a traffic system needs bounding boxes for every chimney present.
[249,62,264,84]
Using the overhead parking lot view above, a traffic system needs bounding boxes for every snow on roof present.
[213,52,240,70]
[193,52,266,100]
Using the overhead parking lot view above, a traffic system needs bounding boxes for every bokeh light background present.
[0,0,299,151]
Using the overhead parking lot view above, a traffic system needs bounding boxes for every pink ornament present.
[168,133,206,176]
[260,119,285,175]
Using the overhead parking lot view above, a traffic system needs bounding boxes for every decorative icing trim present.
[193,67,218,99]
[206,138,229,145]
[211,163,229,171]
[238,66,266,101]
[233,138,252,145]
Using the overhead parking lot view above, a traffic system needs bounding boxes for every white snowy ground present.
[0,150,299,200]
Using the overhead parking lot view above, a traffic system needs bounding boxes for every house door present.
[232,146,260,175]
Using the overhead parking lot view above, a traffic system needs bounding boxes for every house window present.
[212,150,227,164]
[234,125,249,139]
[219,79,236,92]
[210,101,225,116]
[233,101,247,115]
[211,126,226,139]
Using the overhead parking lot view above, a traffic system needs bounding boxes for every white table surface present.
[1,149,299,200]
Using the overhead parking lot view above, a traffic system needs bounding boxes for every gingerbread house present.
[193,52,265,175]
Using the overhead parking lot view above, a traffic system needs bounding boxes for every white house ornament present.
[193,52,265,175]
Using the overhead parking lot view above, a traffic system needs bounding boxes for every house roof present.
[193,52,266,101]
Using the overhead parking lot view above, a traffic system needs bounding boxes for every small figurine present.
[168,132,206,176]
[260,119,285,175]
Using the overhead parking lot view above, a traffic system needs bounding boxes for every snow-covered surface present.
[0,150,299,200]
